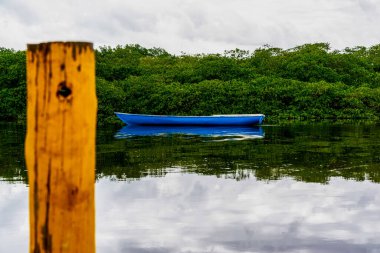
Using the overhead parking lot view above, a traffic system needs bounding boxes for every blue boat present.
[115,113,265,126]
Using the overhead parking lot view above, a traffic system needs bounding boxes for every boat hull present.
[115,113,265,126]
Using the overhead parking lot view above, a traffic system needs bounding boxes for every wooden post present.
[25,42,97,253]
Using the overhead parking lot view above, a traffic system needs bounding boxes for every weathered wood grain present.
[25,42,97,253]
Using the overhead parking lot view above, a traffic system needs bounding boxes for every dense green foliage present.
[0,48,26,120]
[1,43,380,124]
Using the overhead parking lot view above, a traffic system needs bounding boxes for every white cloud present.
[1,0,380,53]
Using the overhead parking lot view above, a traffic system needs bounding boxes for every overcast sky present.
[1,0,380,54]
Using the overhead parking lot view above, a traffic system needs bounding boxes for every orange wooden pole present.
[25,42,97,253]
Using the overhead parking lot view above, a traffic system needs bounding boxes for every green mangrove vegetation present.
[1,43,380,124]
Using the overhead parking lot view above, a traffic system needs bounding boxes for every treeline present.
[1,43,380,124]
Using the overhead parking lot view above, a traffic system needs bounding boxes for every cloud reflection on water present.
[95,173,380,253]
[0,183,28,253]
[1,171,380,253]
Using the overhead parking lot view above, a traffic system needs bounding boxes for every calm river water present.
[1,122,380,253]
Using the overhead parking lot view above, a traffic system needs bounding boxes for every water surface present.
[1,122,380,252]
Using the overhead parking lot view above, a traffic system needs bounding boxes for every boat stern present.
[259,114,265,125]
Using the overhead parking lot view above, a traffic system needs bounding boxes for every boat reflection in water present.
[115,125,264,140]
